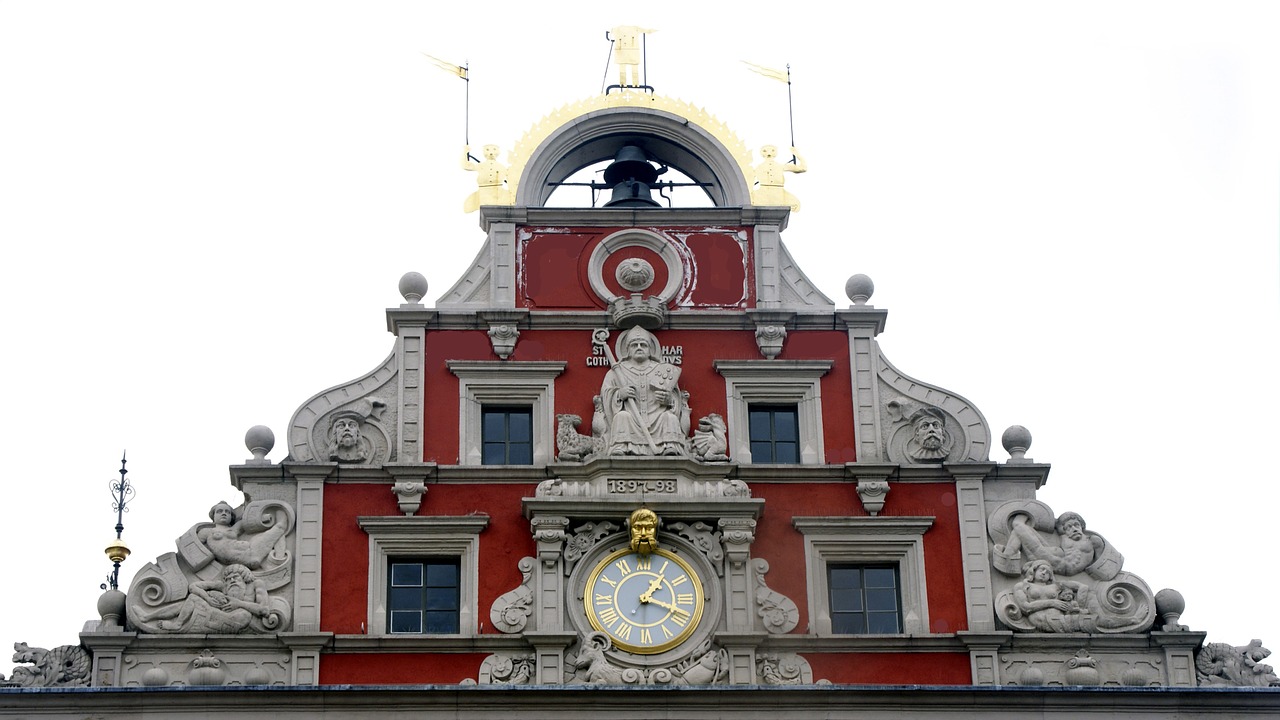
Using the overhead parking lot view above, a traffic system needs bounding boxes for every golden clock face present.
[584,547,705,654]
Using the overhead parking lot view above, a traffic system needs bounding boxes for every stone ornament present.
[477,652,535,685]
[877,362,992,463]
[326,397,389,465]
[752,558,799,634]
[754,324,787,360]
[888,402,954,463]
[757,652,828,685]
[691,414,730,462]
[127,500,295,635]
[988,500,1155,634]
[487,323,520,360]
[391,481,426,516]
[187,649,228,686]
[668,521,724,575]
[856,479,889,516]
[1197,639,1280,687]
[287,353,398,464]
[593,327,690,456]
[1063,650,1101,686]
[1,642,90,688]
[555,405,604,462]
[562,521,620,575]
[490,557,535,633]
[615,257,655,292]
[561,635,728,686]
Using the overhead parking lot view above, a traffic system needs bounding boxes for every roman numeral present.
[671,612,688,627]
[614,559,632,575]
[595,594,612,605]
[639,628,652,644]
[616,622,633,640]
[636,556,651,571]
[659,560,669,574]
[660,624,673,639]
[676,593,694,605]
[670,574,688,587]
[599,607,619,625]
[599,575,617,588]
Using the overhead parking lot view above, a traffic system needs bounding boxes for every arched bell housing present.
[515,108,752,208]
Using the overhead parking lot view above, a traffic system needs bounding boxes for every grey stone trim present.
[356,516,489,636]
[847,331,885,462]
[877,349,991,463]
[395,327,425,462]
[7,685,1280,718]
[436,221,517,308]
[446,360,566,466]
[949,465,997,632]
[997,632,1207,688]
[713,359,834,465]
[292,473,327,633]
[287,351,398,463]
[793,516,935,636]
[754,226,835,310]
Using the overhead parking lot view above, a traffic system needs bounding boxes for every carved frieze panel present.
[287,352,399,463]
[126,499,296,635]
[987,499,1154,634]
[752,558,799,634]
[561,634,729,686]
[877,349,990,463]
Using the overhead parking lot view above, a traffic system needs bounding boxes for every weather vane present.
[101,451,134,591]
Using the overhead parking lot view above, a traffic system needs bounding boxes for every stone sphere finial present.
[1155,588,1188,631]
[398,271,429,304]
[1001,425,1032,463]
[845,274,874,305]
[245,425,275,464]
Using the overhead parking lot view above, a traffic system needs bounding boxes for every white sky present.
[2,1,1278,678]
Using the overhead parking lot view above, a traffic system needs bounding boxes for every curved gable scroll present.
[876,350,991,464]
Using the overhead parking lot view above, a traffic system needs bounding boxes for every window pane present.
[865,567,897,588]
[774,441,799,464]
[868,612,900,634]
[773,411,798,441]
[425,611,459,634]
[482,411,507,440]
[507,410,532,442]
[831,613,863,634]
[866,588,898,613]
[426,562,458,588]
[482,442,506,465]
[390,610,422,634]
[390,563,423,587]
[831,588,863,612]
[830,567,861,590]
[389,586,420,612]
[507,442,533,465]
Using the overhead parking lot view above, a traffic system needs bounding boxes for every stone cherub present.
[201,501,289,570]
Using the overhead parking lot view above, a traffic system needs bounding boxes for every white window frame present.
[714,360,832,464]
[358,516,489,636]
[792,516,934,636]
[447,360,565,466]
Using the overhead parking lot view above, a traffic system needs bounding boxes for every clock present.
[584,546,705,654]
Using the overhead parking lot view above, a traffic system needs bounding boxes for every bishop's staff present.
[422,53,474,161]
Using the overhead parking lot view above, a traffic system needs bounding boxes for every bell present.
[603,144,663,208]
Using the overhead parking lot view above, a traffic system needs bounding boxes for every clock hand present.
[637,576,664,604]
[644,597,690,615]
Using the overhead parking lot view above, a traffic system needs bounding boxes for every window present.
[447,361,565,465]
[829,564,902,634]
[388,558,461,634]
[714,360,832,464]
[482,406,532,465]
[358,516,488,636]
[749,404,800,463]
[793,516,933,635]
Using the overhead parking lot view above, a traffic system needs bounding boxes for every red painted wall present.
[320,652,489,685]
[750,482,968,636]
[320,483,536,637]
[516,226,754,310]
[807,652,973,685]
[421,329,857,465]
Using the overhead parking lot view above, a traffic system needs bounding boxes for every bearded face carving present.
[328,415,371,463]
[904,407,953,463]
